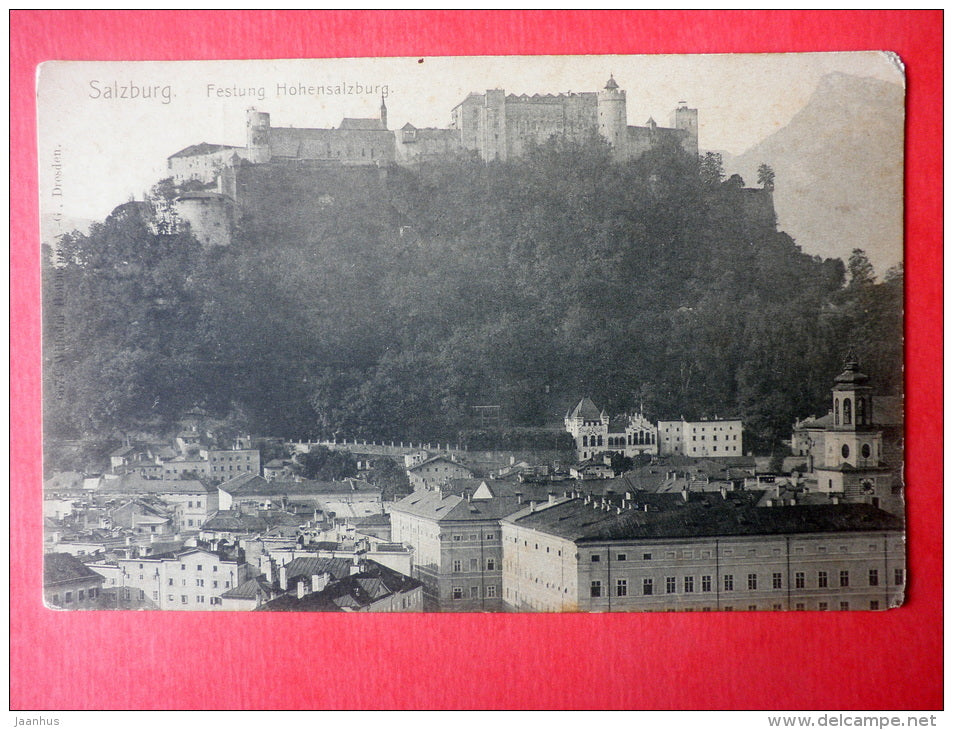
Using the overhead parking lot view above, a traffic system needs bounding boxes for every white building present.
[657,419,743,458]
[564,398,658,461]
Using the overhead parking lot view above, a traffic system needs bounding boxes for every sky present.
[37,52,903,232]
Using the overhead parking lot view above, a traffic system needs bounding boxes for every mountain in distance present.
[727,72,904,276]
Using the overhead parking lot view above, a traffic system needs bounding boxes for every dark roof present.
[833,361,871,389]
[567,397,603,421]
[44,553,106,587]
[202,509,301,533]
[257,561,421,612]
[283,556,353,582]
[508,494,903,543]
[168,142,240,159]
[605,75,620,90]
[221,575,273,600]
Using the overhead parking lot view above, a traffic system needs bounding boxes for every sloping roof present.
[202,509,302,532]
[339,118,385,130]
[407,455,473,473]
[44,553,106,587]
[258,561,421,612]
[509,494,903,543]
[168,143,240,159]
[219,474,381,497]
[353,513,391,527]
[391,490,521,522]
[568,397,603,421]
[221,575,273,601]
[283,556,353,582]
[98,475,213,495]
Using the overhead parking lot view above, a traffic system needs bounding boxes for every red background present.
[10,11,943,710]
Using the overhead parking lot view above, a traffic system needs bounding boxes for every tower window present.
[862,444,871,459]
[842,444,850,460]
[843,398,852,425]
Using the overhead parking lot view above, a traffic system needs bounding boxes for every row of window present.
[585,541,894,561]
[451,585,498,599]
[166,594,223,605]
[49,587,99,605]
[452,558,497,572]
[450,533,495,542]
[589,569,903,598]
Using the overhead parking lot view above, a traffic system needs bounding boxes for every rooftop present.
[44,553,106,587]
[508,493,903,543]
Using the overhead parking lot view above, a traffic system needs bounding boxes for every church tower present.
[597,75,627,155]
[814,359,891,503]
[380,94,388,130]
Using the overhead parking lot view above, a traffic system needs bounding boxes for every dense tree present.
[294,446,358,481]
[44,140,903,456]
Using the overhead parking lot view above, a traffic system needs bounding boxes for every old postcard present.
[38,53,905,613]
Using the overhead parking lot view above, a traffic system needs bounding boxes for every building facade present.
[90,547,248,611]
[657,419,743,457]
[44,553,106,610]
[564,397,659,462]
[501,495,904,612]
[390,490,513,611]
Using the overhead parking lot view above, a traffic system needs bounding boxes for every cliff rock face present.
[728,72,904,275]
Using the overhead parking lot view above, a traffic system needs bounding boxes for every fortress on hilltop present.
[164,76,701,245]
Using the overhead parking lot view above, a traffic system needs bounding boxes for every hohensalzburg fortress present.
[169,76,698,183]
[165,77,698,246]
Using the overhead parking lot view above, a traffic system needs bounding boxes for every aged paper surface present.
[39,53,905,613]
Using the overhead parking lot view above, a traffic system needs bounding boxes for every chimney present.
[831,495,840,505]
[312,573,328,593]
[720,486,728,500]
[516,492,523,504]
[644,504,650,512]
[297,579,306,600]
[625,492,633,501]
[548,492,557,505]
[766,499,774,507]
[681,487,690,502]
[279,564,288,591]
[583,495,590,505]
[529,501,537,512]
[263,559,273,583]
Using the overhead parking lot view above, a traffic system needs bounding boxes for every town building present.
[564,397,658,461]
[44,553,106,610]
[88,546,248,611]
[405,455,475,491]
[657,419,743,457]
[216,473,382,520]
[96,475,219,532]
[390,489,517,611]
[500,492,904,612]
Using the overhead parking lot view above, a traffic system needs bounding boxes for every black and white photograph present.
[39,52,905,613]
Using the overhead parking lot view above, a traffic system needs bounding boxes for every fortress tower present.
[597,75,628,153]
[246,108,272,164]
[669,101,699,156]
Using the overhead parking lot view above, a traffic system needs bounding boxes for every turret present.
[597,75,627,154]
[380,94,388,130]
[669,101,699,156]
[245,108,271,163]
